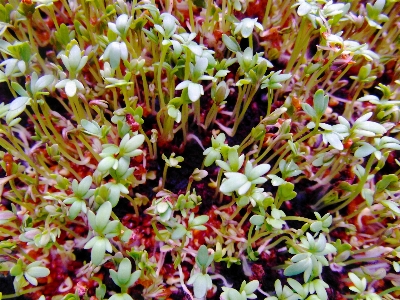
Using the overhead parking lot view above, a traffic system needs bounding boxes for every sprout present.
[233,18,263,38]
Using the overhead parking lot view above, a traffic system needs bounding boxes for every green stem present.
[255,133,292,164]
[231,85,248,124]
[248,34,253,50]
[35,152,55,175]
[341,257,388,266]
[5,79,17,98]
[232,85,259,136]
[151,221,165,241]
[204,103,218,128]
[160,110,175,143]
[53,221,81,240]
[312,190,336,210]
[343,202,367,222]
[219,198,235,211]
[186,178,194,194]
[237,207,252,228]
[285,18,309,74]
[229,205,242,221]
[46,6,60,31]
[31,105,89,166]
[0,226,18,236]
[202,0,213,33]
[247,224,255,245]
[240,137,255,155]
[331,155,376,213]
[251,230,278,245]
[213,168,224,198]
[187,0,195,32]
[112,87,119,112]
[76,135,101,161]
[27,19,46,70]
[261,235,295,251]
[157,44,169,110]
[262,0,273,28]
[2,287,43,299]
[221,0,227,32]
[304,50,343,93]
[266,88,273,116]
[181,104,189,145]
[140,69,151,112]
[343,83,364,120]
[0,133,44,178]
[379,286,400,296]
[281,216,313,223]
[58,159,83,181]
[139,127,154,158]
[269,146,293,173]
[324,64,352,93]
[161,164,169,190]
[123,193,140,216]
[19,248,36,263]
[194,99,201,126]
[88,65,104,84]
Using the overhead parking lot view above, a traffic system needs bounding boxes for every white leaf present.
[354,143,376,158]
[35,75,54,92]
[175,80,190,90]
[68,45,82,71]
[6,96,30,124]
[325,132,343,150]
[65,80,77,97]
[188,82,203,102]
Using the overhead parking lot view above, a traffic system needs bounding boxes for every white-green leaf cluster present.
[265,279,301,300]
[55,78,84,97]
[285,233,336,282]
[219,161,270,196]
[188,245,214,298]
[81,119,110,138]
[59,44,88,76]
[261,70,292,90]
[302,89,329,124]
[203,133,226,167]
[365,0,389,29]
[266,208,286,229]
[101,41,128,69]
[233,18,263,38]
[175,80,204,102]
[310,212,332,233]
[221,280,259,300]
[354,136,400,159]
[108,14,133,38]
[187,272,213,299]
[10,259,50,289]
[97,133,144,173]
[216,146,244,172]
[85,202,120,265]
[110,258,141,292]
[64,176,94,219]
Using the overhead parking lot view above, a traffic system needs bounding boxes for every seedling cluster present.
[0,0,399,299]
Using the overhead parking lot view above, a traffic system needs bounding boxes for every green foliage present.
[0,0,399,298]
[97,133,144,172]
[285,233,336,282]
[109,258,141,293]
[219,161,270,196]
[10,259,50,292]
[63,175,94,219]
[221,280,259,300]
[84,201,122,265]
[187,245,214,298]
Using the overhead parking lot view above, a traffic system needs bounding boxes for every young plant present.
[187,245,214,299]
